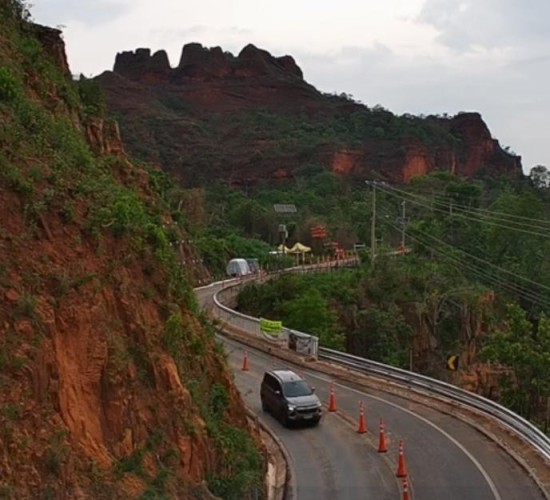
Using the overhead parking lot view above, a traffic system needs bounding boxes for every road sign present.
[446,355,459,371]
[260,318,283,335]
[273,204,297,214]
[311,224,327,239]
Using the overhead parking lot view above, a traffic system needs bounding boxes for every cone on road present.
[328,383,337,412]
[378,418,388,453]
[402,478,410,500]
[357,401,367,433]
[396,439,408,478]
[241,349,249,371]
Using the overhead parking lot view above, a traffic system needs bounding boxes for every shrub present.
[0,66,21,101]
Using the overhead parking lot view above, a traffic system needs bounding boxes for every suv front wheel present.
[280,409,291,427]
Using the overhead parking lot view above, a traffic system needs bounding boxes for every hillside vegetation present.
[0,2,264,497]
[97,42,520,190]
[235,172,550,432]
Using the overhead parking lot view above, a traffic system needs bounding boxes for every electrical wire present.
[376,184,550,239]
[379,183,550,229]
[376,205,550,309]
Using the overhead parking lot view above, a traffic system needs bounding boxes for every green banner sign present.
[260,318,283,335]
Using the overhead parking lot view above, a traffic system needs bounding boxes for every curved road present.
[227,337,398,499]
[197,282,545,500]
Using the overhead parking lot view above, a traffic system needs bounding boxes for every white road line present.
[306,370,502,500]
[223,335,503,499]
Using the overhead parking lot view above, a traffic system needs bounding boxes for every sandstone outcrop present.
[96,42,522,186]
[115,42,305,84]
[31,24,71,77]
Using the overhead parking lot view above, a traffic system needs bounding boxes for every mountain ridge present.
[96,42,522,187]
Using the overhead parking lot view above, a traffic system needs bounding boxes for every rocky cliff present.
[0,5,264,498]
[96,43,521,187]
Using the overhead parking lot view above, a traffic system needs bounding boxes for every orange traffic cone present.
[241,349,249,371]
[328,383,337,412]
[402,478,410,500]
[378,418,388,453]
[357,401,367,433]
[396,440,407,478]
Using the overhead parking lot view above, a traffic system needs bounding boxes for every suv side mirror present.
[311,386,316,393]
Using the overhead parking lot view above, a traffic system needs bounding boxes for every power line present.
[376,206,550,309]
[382,183,550,229]
[404,230,550,309]
[413,227,550,294]
[377,184,550,239]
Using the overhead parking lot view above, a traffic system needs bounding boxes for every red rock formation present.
[450,112,521,177]
[178,43,233,78]
[85,117,125,156]
[96,43,522,186]
[31,24,71,77]
[402,143,431,181]
[331,149,363,175]
[114,48,171,83]
[0,13,265,497]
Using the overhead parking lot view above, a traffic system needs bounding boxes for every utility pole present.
[400,200,406,249]
[370,181,377,264]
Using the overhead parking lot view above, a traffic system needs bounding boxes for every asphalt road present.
[196,282,545,500]
[227,338,398,500]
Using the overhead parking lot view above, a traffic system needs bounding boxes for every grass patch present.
[44,430,70,477]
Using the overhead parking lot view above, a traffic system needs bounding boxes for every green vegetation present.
[481,304,550,429]
[221,107,460,152]
[76,75,106,117]
[232,170,550,432]
[0,2,265,497]
[185,380,264,498]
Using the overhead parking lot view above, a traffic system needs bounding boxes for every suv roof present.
[268,369,303,383]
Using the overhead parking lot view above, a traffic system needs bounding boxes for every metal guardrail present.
[208,269,550,465]
[319,347,550,462]
[212,275,319,357]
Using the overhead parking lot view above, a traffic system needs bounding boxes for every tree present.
[480,304,550,425]
[529,165,550,190]
[281,288,345,350]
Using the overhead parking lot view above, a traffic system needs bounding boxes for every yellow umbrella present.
[288,242,311,253]
[276,244,291,252]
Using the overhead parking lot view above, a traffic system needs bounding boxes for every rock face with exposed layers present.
[96,42,522,187]
[0,10,265,498]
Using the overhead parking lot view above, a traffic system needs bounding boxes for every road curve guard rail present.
[211,281,550,465]
[213,279,319,358]
[319,347,550,462]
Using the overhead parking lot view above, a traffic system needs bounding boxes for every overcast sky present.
[31,0,550,173]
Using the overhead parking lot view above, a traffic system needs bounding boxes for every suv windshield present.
[283,380,313,398]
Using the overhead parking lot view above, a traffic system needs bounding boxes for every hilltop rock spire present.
[113,48,171,81]
[112,42,305,82]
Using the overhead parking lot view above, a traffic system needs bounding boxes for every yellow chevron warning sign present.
[446,355,459,371]
[260,318,283,335]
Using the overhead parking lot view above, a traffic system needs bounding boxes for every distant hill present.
[96,42,522,188]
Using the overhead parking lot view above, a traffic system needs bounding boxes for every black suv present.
[260,369,322,426]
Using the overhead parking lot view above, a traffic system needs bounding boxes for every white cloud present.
[419,0,550,50]
[32,0,132,27]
